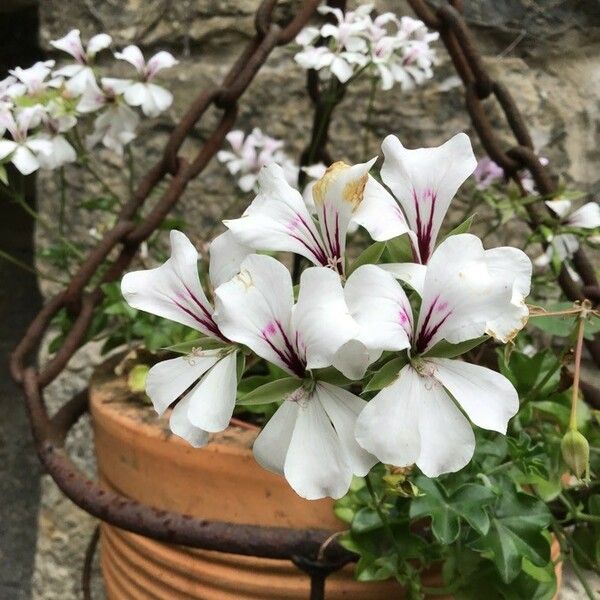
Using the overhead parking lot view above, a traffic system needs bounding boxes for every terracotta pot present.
[90,363,561,599]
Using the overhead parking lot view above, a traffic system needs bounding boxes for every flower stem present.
[569,309,587,431]
[58,167,66,236]
[364,473,403,555]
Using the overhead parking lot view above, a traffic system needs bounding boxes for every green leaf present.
[237,377,302,406]
[470,490,552,583]
[445,214,475,238]
[423,336,487,359]
[363,356,407,393]
[348,242,386,274]
[410,477,495,544]
[384,234,413,263]
[0,164,8,186]
[529,302,600,340]
[312,366,353,386]
[498,350,560,398]
[236,353,246,381]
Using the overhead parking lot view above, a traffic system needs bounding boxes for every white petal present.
[316,383,377,477]
[332,339,372,380]
[145,352,221,415]
[0,139,17,160]
[142,83,173,116]
[87,33,112,56]
[344,264,413,352]
[50,30,85,62]
[64,67,96,96]
[312,158,377,269]
[123,81,150,108]
[169,394,210,448]
[292,267,358,370]
[11,145,39,175]
[330,56,354,82]
[415,234,531,353]
[567,202,600,229]
[380,133,477,263]
[351,176,410,241]
[214,254,304,376]
[379,262,426,296]
[545,199,571,220]
[355,365,475,477]
[429,358,519,433]
[552,233,580,260]
[208,230,252,288]
[115,45,146,73]
[253,398,299,475]
[284,394,353,499]
[224,163,328,266]
[355,365,421,468]
[121,230,220,338]
[146,51,178,79]
[186,352,238,432]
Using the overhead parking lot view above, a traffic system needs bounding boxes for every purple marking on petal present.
[260,319,306,377]
[412,187,438,264]
[415,295,453,353]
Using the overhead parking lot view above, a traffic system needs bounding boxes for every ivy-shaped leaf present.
[409,477,495,544]
[363,356,407,393]
[236,377,302,405]
[470,490,552,583]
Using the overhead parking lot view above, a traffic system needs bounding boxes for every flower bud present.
[561,430,590,479]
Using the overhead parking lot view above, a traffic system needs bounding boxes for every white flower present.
[114,45,177,117]
[301,162,327,213]
[121,230,248,448]
[380,132,477,263]
[8,61,61,98]
[294,6,437,90]
[534,199,600,267]
[78,78,139,155]
[51,29,112,96]
[217,128,298,192]
[224,159,409,274]
[349,233,530,476]
[0,107,53,175]
[213,253,375,499]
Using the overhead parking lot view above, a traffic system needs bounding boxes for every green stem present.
[569,314,586,431]
[0,248,66,284]
[364,474,403,555]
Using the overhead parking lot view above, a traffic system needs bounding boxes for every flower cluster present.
[122,131,533,500]
[0,29,177,176]
[295,5,438,91]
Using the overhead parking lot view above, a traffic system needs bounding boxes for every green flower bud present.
[127,364,149,395]
[561,429,590,479]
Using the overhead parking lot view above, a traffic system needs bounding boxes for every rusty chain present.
[8,1,600,598]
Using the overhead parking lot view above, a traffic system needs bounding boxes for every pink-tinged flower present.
[217,128,298,192]
[349,233,530,476]
[51,29,112,96]
[380,132,477,263]
[121,230,248,447]
[213,253,375,499]
[473,157,504,189]
[8,61,61,98]
[114,45,177,117]
[78,78,139,155]
[0,107,53,175]
[224,160,409,275]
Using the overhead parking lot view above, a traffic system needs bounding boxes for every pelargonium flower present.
[113,45,178,117]
[213,253,375,499]
[8,61,61,98]
[350,233,531,476]
[534,199,600,268]
[51,29,112,96]
[121,230,248,447]
[380,132,477,263]
[217,128,298,192]
[0,107,53,175]
[224,160,410,275]
[77,78,139,155]
[473,156,504,189]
